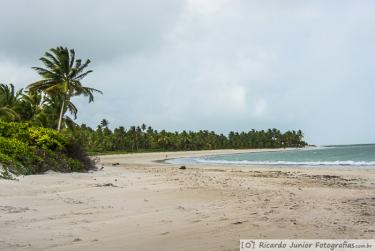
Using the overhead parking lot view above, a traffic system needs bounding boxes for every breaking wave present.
[167,158,375,167]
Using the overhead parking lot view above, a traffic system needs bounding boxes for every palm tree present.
[141,123,146,131]
[0,83,21,121]
[0,106,19,121]
[100,119,109,128]
[43,95,78,129]
[27,46,102,131]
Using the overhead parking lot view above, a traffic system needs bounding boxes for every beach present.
[1,149,374,251]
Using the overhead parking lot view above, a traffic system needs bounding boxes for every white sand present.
[0,149,374,251]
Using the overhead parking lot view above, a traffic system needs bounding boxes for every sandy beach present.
[1,149,375,251]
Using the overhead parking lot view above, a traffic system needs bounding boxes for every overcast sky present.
[1,0,374,145]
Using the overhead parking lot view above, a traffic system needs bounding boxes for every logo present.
[241,240,256,250]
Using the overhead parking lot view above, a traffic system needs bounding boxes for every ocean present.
[167,144,375,167]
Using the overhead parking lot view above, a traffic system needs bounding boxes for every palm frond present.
[39,57,57,72]
[44,51,61,69]
[0,106,20,121]
[74,85,103,103]
[69,49,76,69]
[74,70,93,81]
[73,59,91,77]
[66,102,78,119]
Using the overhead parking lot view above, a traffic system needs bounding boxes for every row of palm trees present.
[71,120,307,153]
[0,47,101,130]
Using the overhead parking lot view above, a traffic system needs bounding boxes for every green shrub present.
[0,121,29,139]
[0,120,94,178]
[27,127,67,150]
[0,137,37,175]
[0,120,67,150]
[63,140,95,170]
[0,152,24,178]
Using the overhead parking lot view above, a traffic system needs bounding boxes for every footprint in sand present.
[190,219,202,223]
[160,219,173,223]
[0,206,35,214]
[176,205,187,211]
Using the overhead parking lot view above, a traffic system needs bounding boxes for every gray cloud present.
[0,0,184,62]
[1,0,375,145]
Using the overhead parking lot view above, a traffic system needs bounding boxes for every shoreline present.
[98,148,305,166]
[160,147,375,170]
[99,148,375,173]
[1,149,374,250]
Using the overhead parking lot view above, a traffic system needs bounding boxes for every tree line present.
[70,120,307,153]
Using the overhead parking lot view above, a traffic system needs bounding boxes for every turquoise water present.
[168,144,375,167]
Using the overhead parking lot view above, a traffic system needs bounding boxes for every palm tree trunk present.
[57,99,65,132]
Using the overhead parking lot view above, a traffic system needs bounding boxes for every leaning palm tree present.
[27,47,102,131]
[43,94,78,129]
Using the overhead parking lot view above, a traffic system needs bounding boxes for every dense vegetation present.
[0,46,307,178]
[70,120,307,154]
[0,47,99,178]
[0,121,94,179]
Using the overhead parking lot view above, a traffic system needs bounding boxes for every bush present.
[0,137,38,175]
[27,127,67,150]
[0,121,29,139]
[63,140,96,171]
[0,121,95,178]
[0,152,25,178]
[0,120,67,150]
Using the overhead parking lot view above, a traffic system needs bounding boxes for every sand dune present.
[0,149,374,251]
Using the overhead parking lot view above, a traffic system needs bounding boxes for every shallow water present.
[168,144,375,167]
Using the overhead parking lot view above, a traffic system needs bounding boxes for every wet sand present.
[0,149,374,250]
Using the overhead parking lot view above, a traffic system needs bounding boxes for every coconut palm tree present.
[0,83,21,121]
[0,106,19,121]
[100,119,109,128]
[42,94,79,129]
[27,46,102,131]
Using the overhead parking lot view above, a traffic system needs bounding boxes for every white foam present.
[167,158,375,167]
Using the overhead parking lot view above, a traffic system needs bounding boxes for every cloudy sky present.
[1,0,374,145]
